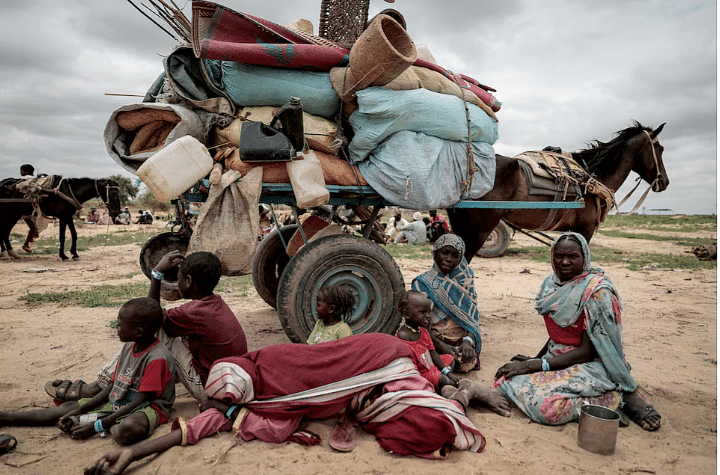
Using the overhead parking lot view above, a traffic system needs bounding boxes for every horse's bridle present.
[614,130,662,214]
[95,180,120,209]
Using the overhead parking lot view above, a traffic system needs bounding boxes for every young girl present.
[395,290,457,390]
[306,285,355,344]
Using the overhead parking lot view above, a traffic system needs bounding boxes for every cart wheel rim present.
[310,264,381,333]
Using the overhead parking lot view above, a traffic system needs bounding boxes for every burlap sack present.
[188,167,263,276]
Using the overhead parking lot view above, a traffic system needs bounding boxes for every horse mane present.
[572,121,650,176]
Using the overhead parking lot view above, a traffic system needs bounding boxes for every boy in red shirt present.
[47,251,247,403]
[1,297,175,445]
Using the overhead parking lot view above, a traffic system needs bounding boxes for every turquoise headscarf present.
[535,232,636,392]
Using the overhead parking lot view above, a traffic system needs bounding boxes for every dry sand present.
[0,219,716,474]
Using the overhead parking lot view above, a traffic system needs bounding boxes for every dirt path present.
[0,220,715,474]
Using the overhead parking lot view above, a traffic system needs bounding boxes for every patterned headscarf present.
[412,234,482,350]
[534,231,635,391]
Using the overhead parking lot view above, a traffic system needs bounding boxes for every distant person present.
[428,209,450,242]
[0,297,176,446]
[392,212,426,245]
[135,210,153,225]
[85,207,100,224]
[386,211,408,242]
[115,207,131,225]
[18,164,40,253]
[306,285,355,345]
[98,209,112,226]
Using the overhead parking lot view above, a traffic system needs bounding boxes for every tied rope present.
[449,72,478,194]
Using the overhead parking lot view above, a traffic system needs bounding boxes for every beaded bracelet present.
[94,419,105,433]
[541,358,550,372]
[225,404,239,419]
[151,269,164,280]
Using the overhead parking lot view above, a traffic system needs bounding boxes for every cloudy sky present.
[0,0,715,214]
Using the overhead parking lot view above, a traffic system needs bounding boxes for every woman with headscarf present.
[493,232,661,430]
[411,234,482,372]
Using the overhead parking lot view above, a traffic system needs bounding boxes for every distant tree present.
[108,175,139,206]
[135,190,170,213]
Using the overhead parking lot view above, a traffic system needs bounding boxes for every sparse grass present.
[22,282,149,308]
[384,243,434,260]
[598,230,715,247]
[505,243,716,271]
[10,228,165,255]
[602,214,716,233]
[215,275,254,297]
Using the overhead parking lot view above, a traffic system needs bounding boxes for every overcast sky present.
[0,0,715,215]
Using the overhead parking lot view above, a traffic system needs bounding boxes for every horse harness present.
[513,151,616,232]
[613,130,662,215]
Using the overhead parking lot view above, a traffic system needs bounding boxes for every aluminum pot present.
[577,404,620,455]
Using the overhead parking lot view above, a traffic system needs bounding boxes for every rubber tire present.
[139,232,189,301]
[252,225,298,309]
[276,234,405,343]
[476,221,512,258]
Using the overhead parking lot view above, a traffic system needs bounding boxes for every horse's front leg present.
[67,219,80,260]
[58,220,68,260]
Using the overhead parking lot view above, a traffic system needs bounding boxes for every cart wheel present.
[476,221,512,258]
[139,232,190,301]
[276,234,405,343]
[252,225,298,309]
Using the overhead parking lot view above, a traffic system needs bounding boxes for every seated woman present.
[494,232,661,431]
[411,234,482,373]
[85,333,494,475]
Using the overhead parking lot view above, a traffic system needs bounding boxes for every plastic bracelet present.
[225,404,239,419]
[94,419,105,433]
[462,335,475,346]
[541,358,550,372]
[441,366,452,376]
[151,269,164,280]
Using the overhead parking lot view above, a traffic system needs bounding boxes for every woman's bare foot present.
[7,249,21,259]
[622,389,661,431]
[458,379,512,417]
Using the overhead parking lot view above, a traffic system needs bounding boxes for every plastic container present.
[136,136,213,203]
[577,404,620,455]
[286,150,329,208]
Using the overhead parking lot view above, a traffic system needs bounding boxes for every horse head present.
[98,179,122,219]
[635,123,669,192]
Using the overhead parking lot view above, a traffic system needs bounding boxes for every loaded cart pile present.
[105,1,576,342]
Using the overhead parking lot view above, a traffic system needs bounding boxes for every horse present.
[0,177,122,260]
[448,121,669,262]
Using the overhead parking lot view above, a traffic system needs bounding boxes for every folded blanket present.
[348,87,499,164]
[358,130,496,209]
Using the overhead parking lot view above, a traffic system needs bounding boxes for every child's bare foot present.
[458,379,512,417]
[7,249,21,259]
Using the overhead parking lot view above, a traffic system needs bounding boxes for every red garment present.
[163,294,247,382]
[192,2,349,70]
[543,309,587,347]
[430,214,450,233]
[181,334,483,457]
[396,328,452,388]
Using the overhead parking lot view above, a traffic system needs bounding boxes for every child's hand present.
[69,421,98,440]
[58,414,79,433]
[155,249,184,273]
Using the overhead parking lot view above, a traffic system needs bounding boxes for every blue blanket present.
[357,131,496,209]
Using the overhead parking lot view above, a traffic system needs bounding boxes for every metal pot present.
[577,404,620,455]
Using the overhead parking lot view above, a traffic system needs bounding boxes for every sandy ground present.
[0,218,716,475]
